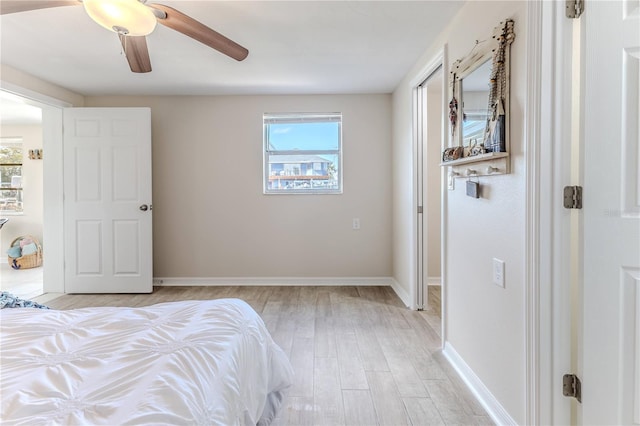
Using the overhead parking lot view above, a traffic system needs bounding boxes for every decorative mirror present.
[443,19,515,177]
[461,59,492,148]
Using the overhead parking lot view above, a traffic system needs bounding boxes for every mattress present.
[0,298,293,425]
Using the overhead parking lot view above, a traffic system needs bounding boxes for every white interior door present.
[581,0,640,423]
[63,108,152,293]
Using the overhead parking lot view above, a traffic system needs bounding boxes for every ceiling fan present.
[0,0,249,73]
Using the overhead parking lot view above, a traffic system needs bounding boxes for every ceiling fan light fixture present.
[83,0,157,36]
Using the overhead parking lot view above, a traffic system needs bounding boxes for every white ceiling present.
[0,0,464,97]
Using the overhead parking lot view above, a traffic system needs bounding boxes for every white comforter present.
[0,298,293,425]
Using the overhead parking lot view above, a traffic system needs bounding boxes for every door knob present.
[139,204,149,211]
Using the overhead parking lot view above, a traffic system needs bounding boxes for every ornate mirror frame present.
[443,19,515,177]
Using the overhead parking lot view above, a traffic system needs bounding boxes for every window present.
[0,138,23,213]
[264,113,342,194]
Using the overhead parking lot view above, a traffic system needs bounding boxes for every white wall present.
[85,94,393,280]
[0,125,44,254]
[392,1,527,423]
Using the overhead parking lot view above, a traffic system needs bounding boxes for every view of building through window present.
[263,113,342,194]
[0,138,23,213]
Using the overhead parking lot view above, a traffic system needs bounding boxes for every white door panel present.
[582,0,640,423]
[64,108,152,293]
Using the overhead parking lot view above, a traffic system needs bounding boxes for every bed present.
[0,298,294,425]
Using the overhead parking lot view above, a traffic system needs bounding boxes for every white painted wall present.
[84,94,393,280]
[392,1,527,423]
[0,125,44,255]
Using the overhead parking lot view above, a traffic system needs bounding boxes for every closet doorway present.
[415,63,444,336]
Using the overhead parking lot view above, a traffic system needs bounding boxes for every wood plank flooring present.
[45,285,492,426]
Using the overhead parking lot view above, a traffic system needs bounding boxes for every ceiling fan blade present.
[0,0,80,15]
[150,4,248,61]
[119,34,152,73]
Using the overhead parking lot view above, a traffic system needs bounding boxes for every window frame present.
[263,112,343,195]
[0,137,24,215]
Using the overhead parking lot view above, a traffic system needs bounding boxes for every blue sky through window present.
[268,122,339,151]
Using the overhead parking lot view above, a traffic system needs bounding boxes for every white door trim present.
[440,45,449,344]
[525,2,543,422]
[527,1,573,424]
[411,48,446,315]
[0,81,72,109]
[414,78,426,311]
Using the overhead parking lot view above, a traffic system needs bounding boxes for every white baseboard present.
[442,342,517,426]
[152,276,393,287]
[390,278,412,308]
[427,276,442,286]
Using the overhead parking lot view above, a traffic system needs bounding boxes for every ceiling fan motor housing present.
[83,0,157,36]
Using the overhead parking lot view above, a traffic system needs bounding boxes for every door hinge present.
[562,374,582,403]
[566,0,584,18]
[563,186,582,209]
[417,206,423,214]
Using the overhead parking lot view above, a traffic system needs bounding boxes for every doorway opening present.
[0,90,44,299]
[415,63,444,336]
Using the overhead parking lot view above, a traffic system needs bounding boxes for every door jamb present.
[410,47,447,343]
[526,1,573,424]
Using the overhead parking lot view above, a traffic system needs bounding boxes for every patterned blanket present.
[0,291,49,309]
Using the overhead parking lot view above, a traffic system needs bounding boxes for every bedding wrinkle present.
[1,298,293,425]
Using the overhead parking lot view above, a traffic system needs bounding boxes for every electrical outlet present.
[493,258,505,288]
[352,218,360,230]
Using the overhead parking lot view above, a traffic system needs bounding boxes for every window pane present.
[267,153,339,192]
[0,142,22,163]
[264,113,342,194]
[1,138,24,213]
[0,188,22,212]
[0,165,22,187]
[267,121,340,151]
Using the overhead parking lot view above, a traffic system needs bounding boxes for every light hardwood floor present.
[45,285,491,426]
